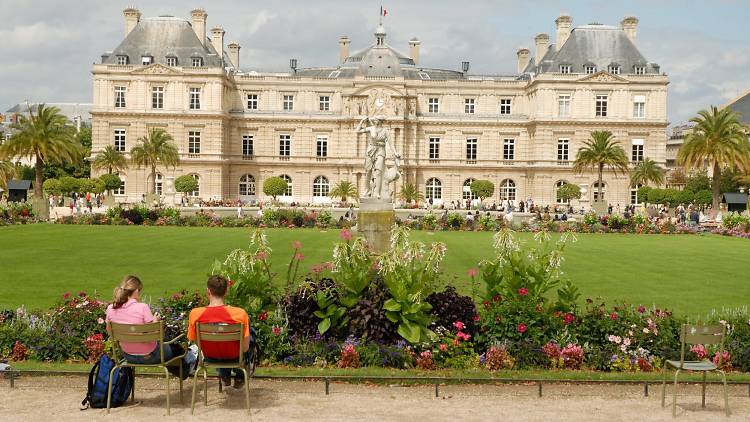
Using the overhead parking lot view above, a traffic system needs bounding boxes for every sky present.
[1,0,748,127]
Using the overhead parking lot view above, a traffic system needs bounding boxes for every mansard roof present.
[727,91,750,124]
[102,16,226,68]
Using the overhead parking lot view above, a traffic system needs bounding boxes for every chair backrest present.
[679,323,726,364]
[194,322,245,365]
[108,321,166,363]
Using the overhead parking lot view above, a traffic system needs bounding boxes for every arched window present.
[592,181,606,202]
[114,173,125,196]
[499,179,516,201]
[463,178,478,200]
[555,180,569,204]
[239,174,256,196]
[425,178,442,200]
[188,174,200,197]
[313,176,330,198]
[280,174,292,197]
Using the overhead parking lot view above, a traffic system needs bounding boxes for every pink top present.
[105,298,157,355]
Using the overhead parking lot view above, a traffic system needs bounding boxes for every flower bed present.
[0,202,37,225]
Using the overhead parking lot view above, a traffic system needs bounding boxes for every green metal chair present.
[107,321,187,415]
[190,322,251,414]
[661,323,730,417]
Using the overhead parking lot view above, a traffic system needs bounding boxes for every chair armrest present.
[163,333,186,345]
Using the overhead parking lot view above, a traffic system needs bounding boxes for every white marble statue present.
[356,115,401,200]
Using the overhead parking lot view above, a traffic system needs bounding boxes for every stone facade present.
[91,9,669,207]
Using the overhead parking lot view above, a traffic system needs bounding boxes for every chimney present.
[621,16,638,43]
[555,14,572,51]
[534,33,549,66]
[123,8,141,36]
[191,9,208,45]
[227,43,240,68]
[516,48,530,73]
[409,37,421,66]
[210,26,225,56]
[338,36,350,64]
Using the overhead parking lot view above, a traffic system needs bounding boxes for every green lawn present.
[1,224,749,316]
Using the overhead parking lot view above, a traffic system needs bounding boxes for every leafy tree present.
[18,165,35,181]
[469,179,495,202]
[647,188,665,204]
[720,167,740,193]
[398,182,424,204]
[92,145,128,174]
[0,104,83,200]
[663,188,680,207]
[637,186,652,202]
[41,126,92,179]
[668,168,687,186]
[676,189,694,205]
[99,173,122,194]
[630,158,665,187]
[59,176,81,195]
[262,176,288,201]
[685,170,711,193]
[130,128,180,194]
[329,180,358,203]
[557,183,582,202]
[174,175,199,199]
[677,106,750,211]
[0,160,17,191]
[90,178,105,194]
[694,190,713,205]
[573,130,629,203]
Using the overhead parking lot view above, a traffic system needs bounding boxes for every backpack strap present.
[80,359,101,410]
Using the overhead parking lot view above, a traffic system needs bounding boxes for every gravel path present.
[1,374,747,421]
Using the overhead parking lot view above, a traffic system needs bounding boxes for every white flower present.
[719,320,727,325]
[628,330,633,336]
[643,328,650,334]
[620,344,627,352]
[623,337,631,347]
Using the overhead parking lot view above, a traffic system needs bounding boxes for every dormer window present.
[166,56,177,66]
[328,70,341,78]
[418,72,431,80]
[634,66,646,75]
[559,65,571,74]
[116,55,129,65]
[608,65,621,75]
[584,65,596,74]
[141,56,152,65]
[192,57,203,67]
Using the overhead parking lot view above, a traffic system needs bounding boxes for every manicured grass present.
[1,224,749,316]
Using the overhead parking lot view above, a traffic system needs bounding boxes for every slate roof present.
[727,91,750,124]
[7,180,31,190]
[102,16,226,68]
[722,192,748,205]
[527,24,659,75]
[5,103,92,123]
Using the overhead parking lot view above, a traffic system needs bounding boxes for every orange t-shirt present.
[188,305,250,360]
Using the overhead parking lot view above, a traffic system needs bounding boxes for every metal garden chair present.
[661,323,730,417]
[107,321,187,415]
[190,322,251,414]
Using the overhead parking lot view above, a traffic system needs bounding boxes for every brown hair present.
[112,275,143,309]
[207,275,228,298]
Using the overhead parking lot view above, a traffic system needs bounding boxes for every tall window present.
[428,97,439,113]
[239,174,256,196]
[631,184,642,204]
[425,178,442,200]
[316,135,328,157]
[499,179,516,201]
[283,95,294,111]
[114,86,126,108]
[152,86,164,109]
[464,98,475,114]
[114,129,126,152]
[242,135,254,157]
[191,57,203,67]
[557,139,569,162]
[559,65,571,74]
[466,138,477,161]
[631,139,644,162]
[503,138,515,160]
[154,173,163,195]
[555,180,569,203]
[428,137,440,160]
[633,95,646,118]
[280,174,292,196]
[313,176,330,197]
[246,94,258,110]
[592,182,606,202]
[608,65,620,74]
[463,178,478,200]
[166,57,177,66]
[189,174,200,197]
[188,131,201,154]
[634,66,646,75]
[319,95,330,111]
[499,99,512,115]
[558,94,571,117]
[279,134,291,156]
[114,175,125,195]
[116,55,128,65]
[189,87,201,110]
[584,65,596,74]
[595,95,608,117]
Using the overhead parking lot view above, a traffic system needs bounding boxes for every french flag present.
[380,6,387,16]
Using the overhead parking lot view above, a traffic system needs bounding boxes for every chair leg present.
[131,374,135,402]
[661,366,668,407]
[702,372,706,408]
[720,371,730,417]
[179,364,184,404]
[204,368,208,406]
[241,368,250,414]
[163,366,171,416]
[672,369,681,418]
[106,365,118,414]
[191,367,201,415]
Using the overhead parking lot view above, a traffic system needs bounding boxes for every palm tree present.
[573,130,630,203]
[0,160,16,192]
[0,104,82,199]
[677,106,750,211]
[329,180,358,204]
[398,182,424,204]
[130,128,180,194]
[92,145,128,174]
[630,158,665,187]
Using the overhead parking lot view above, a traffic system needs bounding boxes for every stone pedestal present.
[357,197,394,255]
[31,197,49,220]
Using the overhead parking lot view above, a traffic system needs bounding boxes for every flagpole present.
[379,6,382,25]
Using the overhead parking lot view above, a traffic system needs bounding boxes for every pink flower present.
[258,311,268,321]
[518,287,529,296]
[517,323,527,333]
[609,312,618,321]
[292,241,302,250]
[637,305,646,314]
[295,252,305,261]
[97,318,105,324]
[272,326,281,336]
[255,251,268,260]
[467,268,478,277]
[439,343,448,352]
[563,313,575,325]
[453,321,465,331]
[457,332,471,341]
[472,314,480,322]
[311,264,323,274]
[340,229,353,241]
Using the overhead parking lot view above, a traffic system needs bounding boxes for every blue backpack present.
[81,354,134,409]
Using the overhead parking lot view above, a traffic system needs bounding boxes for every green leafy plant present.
[174,175,198,199]
[470,180,495,202]
[263,177,288,201]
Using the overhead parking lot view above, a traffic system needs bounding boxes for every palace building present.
[91,8,668,206]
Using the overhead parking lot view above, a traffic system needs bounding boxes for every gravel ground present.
[1,374,747,421]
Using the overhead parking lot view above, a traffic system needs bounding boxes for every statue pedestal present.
[357,197,394,255]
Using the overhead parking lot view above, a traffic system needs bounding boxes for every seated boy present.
[188,275,252,388]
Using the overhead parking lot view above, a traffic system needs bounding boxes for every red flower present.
[609,312,618,321]
[453,321,465,331]
[272,326,281,336]
[452,338,459,346]
[517,323,527,333]
[563,313,575,325]
[637,305,646,314]
[518,287,529,296]
[492,294,501,303]
[63,292,71,299]
[259,311,268,321]
[472,314,480,322]
[227,279,234,289]
[292,241,302,250]
[439,343,448,352]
